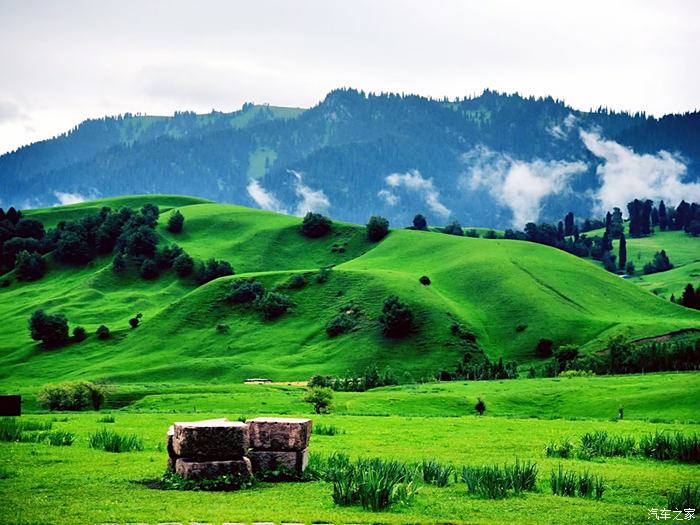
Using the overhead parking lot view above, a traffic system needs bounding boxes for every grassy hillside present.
[585,224,700,299]
[2,195,699,386]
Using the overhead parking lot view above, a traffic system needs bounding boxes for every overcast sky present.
[0,0,697,155]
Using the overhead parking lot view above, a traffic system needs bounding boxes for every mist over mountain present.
[2,88,699,228]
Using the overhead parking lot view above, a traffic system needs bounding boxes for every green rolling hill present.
[1,195,698,387]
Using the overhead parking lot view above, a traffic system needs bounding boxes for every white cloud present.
[581,130,700,214]
[384,169,451,218]
[463,146,587,227]
[289,170,330,216]
[547,113,578,140]
[53,191,94,206]
[377,189,399,206]
[246,180,286,213]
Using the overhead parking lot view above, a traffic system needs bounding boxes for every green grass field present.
[2,196,699,387]
[2,196,700,524]
[1,375,699,525]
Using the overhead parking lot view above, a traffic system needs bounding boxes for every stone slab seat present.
[167,418,230,460]
[248,449,309,474]
[246,417,312,451]
[175,457,252,480]
[172,419,249,460]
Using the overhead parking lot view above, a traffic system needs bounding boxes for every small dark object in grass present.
[419,275,431,286]
[0,279,10,288]
[515,324,527,332]
[475,397,486,415]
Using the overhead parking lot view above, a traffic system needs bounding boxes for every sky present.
[0,0,697,155]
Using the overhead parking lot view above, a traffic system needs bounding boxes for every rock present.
[175,457,252,480]
[172,420,249,460]
[167,456,176,472]
[248,449,309,474]
[246,417,312,451]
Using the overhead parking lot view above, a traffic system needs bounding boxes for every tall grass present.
[88,428,144,452]
[97,415,116,423]
[312,453,417,511]
[0,418,53,442]
[418,459,454,487]
[461,460,538,499]
[545,430,699,463]
[550,465,604,499]
[667,484,699,511]
[639,431,700,463]
[314,423,344,436]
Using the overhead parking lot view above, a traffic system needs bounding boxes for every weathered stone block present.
[248,449,309,474]
[247,417,312,451]
[175,457,252,480]
[172,419,249,460]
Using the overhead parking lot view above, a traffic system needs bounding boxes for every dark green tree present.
[300,212,332,238]
[413,213,428,230]
[366,215,389,242]
[29,310,69,348]
[378,295,414,338]
[618,232,627,270]
[173,253,194,277]
[167,210,184,233]
[15,250,46,281]
[564,212,574,236]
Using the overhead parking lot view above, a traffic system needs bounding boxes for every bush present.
[15,250,46,281]
[325,312,357,337]
[545,439,575,458]
[301,212,332,238]
[366,215,389,242]
[96,325,110,340]
[167,210,184,233]
[443,220,464,236]
[255,292,294,320]
[285,273,307,290]
[475,397,486,415]
[643,250,673,274]
[29,309,69,348]
[173,252,194,278]
[195,258,234,284]
[419,275,431,285]
[302,387,333,414]
[535,338,554,358]
[73,326,87,342]
[88,428,144,452]
[625,261,635,275]
[316,266,332,283]
[129,314,141,329]
[413,214,427,230]
[140,258,159,279]
[37,381,107,411]
[112,252,127,273]
[378,296,414,338]
[483,230,498,239]
[225,278,265,304]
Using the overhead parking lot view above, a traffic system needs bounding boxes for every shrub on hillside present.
[475,398,486,415]
[443,221,464,236]
[140,258,159,279]
[378,296,414,338]
[285,273,307,290]
[643,250,673,274]
[301,212,332,238]
[15,250,46,281]
[29,309,69,348]
[326,312,357,337]
[255,292,294,320]
[412,214,427,230]
[316,266,332,283]
[167,210,184,233]
[37,381,107,411]
[366,215,389,242]
[195,258,234,284]
[225,278,265,304]
[73,326,87,342]
[419,275,431,285]
[96,325,110,340]
[535,338,554,358]
[112,252,127,273]
[173,252,194,277]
